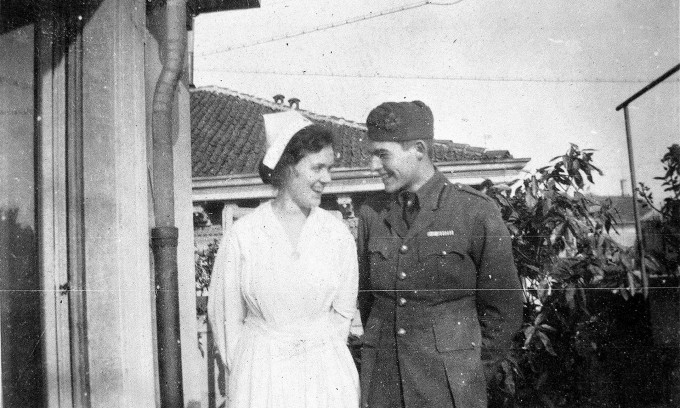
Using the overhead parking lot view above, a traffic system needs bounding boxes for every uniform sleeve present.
[331,231,359,342]
[472,200,523,378]
[356,206,374,327]
[207,229,246,372]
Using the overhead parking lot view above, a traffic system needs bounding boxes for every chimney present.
[288,98,300,109]
[620,179,626,197]
[273,94,285,104]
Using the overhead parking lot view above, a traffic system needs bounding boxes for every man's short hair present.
[401,139,434,160]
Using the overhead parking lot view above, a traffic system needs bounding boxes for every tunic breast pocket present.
[417,237,472,289]
[418,236,465,265]
[368,238,395,263]
[367,238,397,290]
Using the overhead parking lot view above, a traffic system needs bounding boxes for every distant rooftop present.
[191,86,516,178]
[589,195,654,224]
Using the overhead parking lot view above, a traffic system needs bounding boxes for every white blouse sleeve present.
[207,229,246,372]
[331,231,359,342]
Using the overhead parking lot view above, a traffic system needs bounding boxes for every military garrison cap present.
[366,101,434,142]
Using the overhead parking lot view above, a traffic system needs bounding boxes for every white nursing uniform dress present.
[208,201,359,408]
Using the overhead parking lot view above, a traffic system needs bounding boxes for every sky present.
[194,0,679,200]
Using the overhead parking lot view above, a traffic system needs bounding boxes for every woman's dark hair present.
[259,124,334,188]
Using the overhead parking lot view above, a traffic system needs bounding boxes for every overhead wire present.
[196,0,461,57]
[195,0,674,85]
[196,1,674,85]
[195,68,680,84]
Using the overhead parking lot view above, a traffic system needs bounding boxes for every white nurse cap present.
[262,111,313,169]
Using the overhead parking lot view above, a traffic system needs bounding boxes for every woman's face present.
[283,145,335,210]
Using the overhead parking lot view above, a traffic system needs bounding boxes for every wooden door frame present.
[36,5,91,407]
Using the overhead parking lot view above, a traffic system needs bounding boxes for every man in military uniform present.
[357,101,523,408]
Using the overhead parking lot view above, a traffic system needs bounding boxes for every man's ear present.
[413,140,427,159]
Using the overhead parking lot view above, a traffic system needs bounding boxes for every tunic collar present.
[409,170,449,211]
[385,171,449,238]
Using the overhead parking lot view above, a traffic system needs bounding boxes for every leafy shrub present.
[195,239,219,296]
[639,144,680,273]
[486,144,654,407]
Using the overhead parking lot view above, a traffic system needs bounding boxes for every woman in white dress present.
[208,110,360,408]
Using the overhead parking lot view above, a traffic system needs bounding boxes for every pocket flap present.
[433,316,482,352]
[418,236,466,260]
[368,237,396,259]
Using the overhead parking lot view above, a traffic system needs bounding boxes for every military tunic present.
[357,171,523,408]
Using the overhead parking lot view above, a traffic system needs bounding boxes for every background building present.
[191,86,530,245]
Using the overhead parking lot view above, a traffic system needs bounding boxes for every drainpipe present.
[151,0,186,407]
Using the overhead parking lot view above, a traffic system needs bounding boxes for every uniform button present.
[398,272,407,280]
[398,297,407,306]
[397,328,406,336]
[399,244,408,254]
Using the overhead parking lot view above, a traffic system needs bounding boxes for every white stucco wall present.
[82,0,157,406]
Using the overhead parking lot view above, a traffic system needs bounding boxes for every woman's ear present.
[288,164,300,179]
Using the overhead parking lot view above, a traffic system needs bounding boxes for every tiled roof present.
[191,86,515,178]
[589,195,654,224]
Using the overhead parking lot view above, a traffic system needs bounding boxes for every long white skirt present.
[226,317,359,408]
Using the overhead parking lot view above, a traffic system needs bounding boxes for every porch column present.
[335,195,362,335]
[81,0,156,406]
[175,76,205,408]
[221,203,237,231]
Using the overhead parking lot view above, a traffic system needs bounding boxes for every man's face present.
[369,140,420,193]
[284,145,335,209]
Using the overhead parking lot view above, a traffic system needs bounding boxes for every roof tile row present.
[191,86,514,178]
